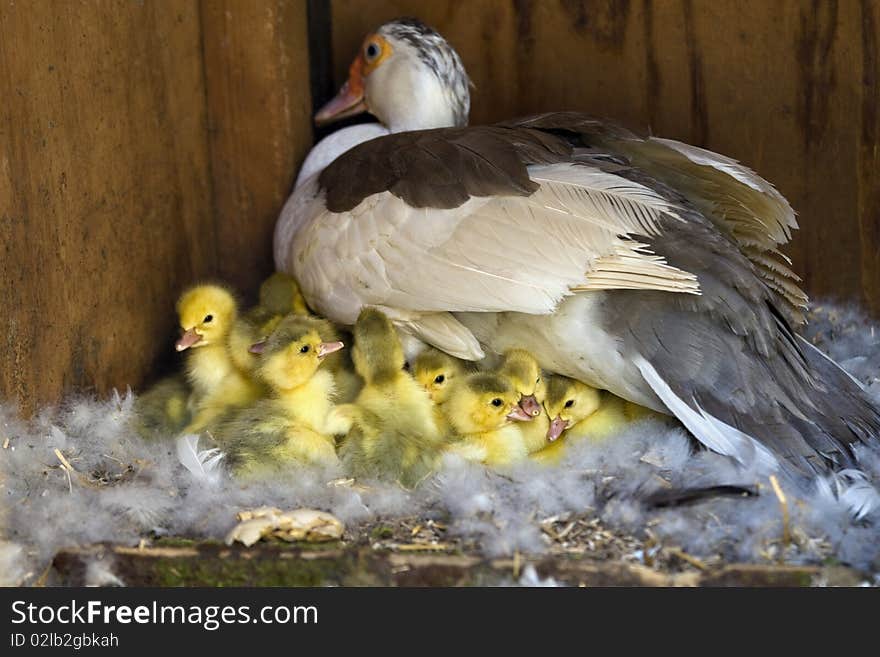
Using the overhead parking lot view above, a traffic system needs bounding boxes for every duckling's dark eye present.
[491,398,503,407]
[564,399,575,408]
[300,345,310,354]
[365,42,380,61]
[203,314,213,323]
[434,374,445,384]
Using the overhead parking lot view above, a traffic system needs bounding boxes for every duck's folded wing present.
[292,126,701,333]
[505,112,808,325]
[615,137,808,324]
[293,162,701,332]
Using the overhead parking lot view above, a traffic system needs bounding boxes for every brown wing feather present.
[319,126,570,212]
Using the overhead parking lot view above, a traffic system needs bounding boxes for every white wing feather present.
[176,434,225,484]
[287,163,700,334]
[634,356,778,472]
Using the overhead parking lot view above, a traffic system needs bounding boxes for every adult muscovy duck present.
[275,18,880,511]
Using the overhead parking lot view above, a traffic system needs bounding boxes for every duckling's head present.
[499,349,546,418]
[254,315,344,391]
[412,348,465,404]
[446,373,532,435]
[543,375,602,441]
[175,285,237,351]
[315,17,470,132]
[351,308,405,383]
[259,272,309,316]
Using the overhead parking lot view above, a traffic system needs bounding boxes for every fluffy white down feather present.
[1,302,879,582]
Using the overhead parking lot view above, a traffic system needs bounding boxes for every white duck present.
[275,18,880,510]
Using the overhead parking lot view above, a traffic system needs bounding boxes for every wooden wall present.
[329,0,880,317]
[0,0,312,412]
[1,0,878,410]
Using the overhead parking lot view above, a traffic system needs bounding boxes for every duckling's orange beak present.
[507,406,533,422]
[519,395,542,418]
[249,340,267,355]
[317,341,345,358]
[547,416,569,442]
[315,56,367,126]
[175,328,202,351]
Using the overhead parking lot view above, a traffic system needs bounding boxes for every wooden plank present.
[199,0,313,300]
[48,542,826,587]
[329,0,880,316]
[0,0,216,412]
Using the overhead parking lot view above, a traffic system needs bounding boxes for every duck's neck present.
[520,414,550,454]
[187,343,233,395]
[377,67,464,133]
[274,369,336,430]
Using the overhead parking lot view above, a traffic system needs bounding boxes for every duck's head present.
[499,349,546,419]
[316,17,471,132]
[253,315,344,391]
[259,272,308,316]
[412,347,465,404]
[446,373,533,435]
[175,285,237,351]
[350,307,406,383]
[543,375,601,442]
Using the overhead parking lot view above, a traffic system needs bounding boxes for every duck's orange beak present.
[547,416,569,442]
[315,56,367,126]
[175,328,202,352]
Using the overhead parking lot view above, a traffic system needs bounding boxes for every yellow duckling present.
[212,314,345,475]
[497,349,549,454]
[444,372,533,467]
[227,272,309,375]
[308,317,361,404]
[175,284,263,434]
[134,374,191,438]
[338,308,443,488]
[533,375,629,464]
[259,271,310,317]
[412,347,468,436]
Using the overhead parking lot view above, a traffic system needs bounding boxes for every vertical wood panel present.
[0,0,216,412]
[200,0,313,300]
[330,0,880,316]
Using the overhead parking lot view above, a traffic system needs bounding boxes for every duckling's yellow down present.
[533,375,632,464]
[338,308,442,488]
[444,372,530,467]
[227,272,310,376]
[134,374,191,438]
[412,347,468,438]
[175,284,264,434]
[211,315,345,476]
[497,349,548,454]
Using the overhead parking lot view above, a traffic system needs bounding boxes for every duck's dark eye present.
[564,399,575,408]
[434,374,445,384]
[203,314,213,323]
[365,42,380,61]
[300,345,310,354]
[491,398,503,407]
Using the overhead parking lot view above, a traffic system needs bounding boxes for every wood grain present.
[200,0,313,300]
[0,0,216,412]
[0,0,313,411]
[329,0,880,315]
